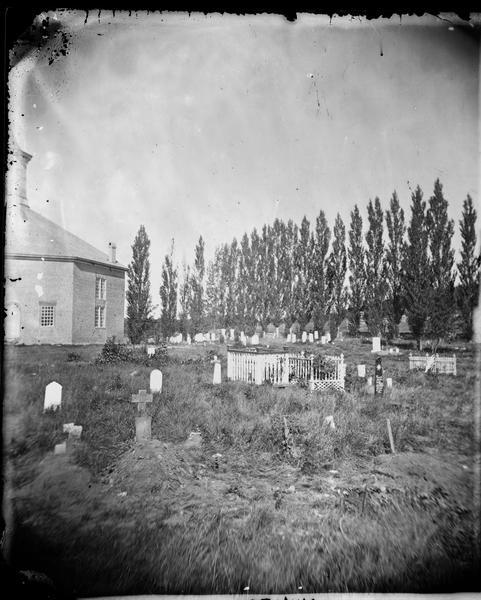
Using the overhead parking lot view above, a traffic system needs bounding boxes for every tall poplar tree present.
[159,239,178,338]
[425,179,455,347]
[364,197,387,336]
[327,213,348,337]
[310,210,331,332]
[403,186,431,349]
[385,191,406,338]
[457,195,480,340]
[126,225,154,343]
[190,236,205,334]
[348,205,365,336]
[178,261,191,336]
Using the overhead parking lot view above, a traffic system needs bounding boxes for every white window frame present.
[95,305,106,328]
[40,304,55,327]
[95,276,107,300]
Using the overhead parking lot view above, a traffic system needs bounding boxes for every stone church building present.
[4,146,127,345]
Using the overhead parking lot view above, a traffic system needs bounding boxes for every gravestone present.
[324,415,336,430]
[69,425,82,440]
[147,346,156,356]
[194,333,203,343]
[286,333,291,343]
[54,442,67,455]
[314,330,319,340]
[251,333,259,345]
[135,416,151,443]
[291,333,297,343]
[374,357,384,395]
[230,328,235,338]
[213,359,221,384]
[275,327,279,338]
[210,332,216,342]
[150,369,163,393]
[321,336,326,345]
[187,334,192,345]
[301,331,307,343]
[326,332,331,343]
[357,364,366,378]
[185,431,202,449]
[386,377,393,389]
[367,376,373,386]
[221,328,226,338]
[131,389,153,413]
[308,333,314,343]
[44,381,62,412]
[63,423,75,433]
[372,337,381,353]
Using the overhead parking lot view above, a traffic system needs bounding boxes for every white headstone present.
[69,425,82,440]
[314,330,319,340]
[301,331,307,343]
[367,376,373,386]
[240,335,247,346]
[230,328,235,338]
[54,442,67,455]
[210,332,216,342]
[251,333,259,345]
[326,332,331,342]
[291,333,297,343]
[321,336,326,345]
[147,346,156,356]
[275,327,279,338]
[386,377,393,388]
[187,334,192,345]
[44,381,62,412]
[221,328,226,338]
[194,333,203,343]
[63,423,75,433]
[150,369,163,393]
[357,364,366,377]
[213,360,221,384]
[308,333,314,343]
[372,337,381,352]
[287,333,292,343]
[324,415,336,430]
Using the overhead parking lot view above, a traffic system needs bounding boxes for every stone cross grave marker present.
[44,381,62,412]
[150,369,163,393]
[372,337,381,352]
[131,389,153,413]
[374,357,384,395]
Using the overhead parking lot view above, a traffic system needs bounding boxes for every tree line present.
[127,179,480,348]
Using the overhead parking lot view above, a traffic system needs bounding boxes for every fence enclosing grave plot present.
[409,353,457,375]
[227,347,345,391]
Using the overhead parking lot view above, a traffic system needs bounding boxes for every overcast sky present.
[8,11,480,314]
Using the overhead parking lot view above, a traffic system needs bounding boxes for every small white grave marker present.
[308,333,314,343]
[371,337,381,352]
[291,333,297,343]
[69,425,82,440]
[357,364,366,378]
[301,331,307,343]
[367,376,373,386]
[147,346,156,356]
[44,381,62,412]
[213,359,221,384]
[386,377,393,388]
[54,442,67,455]
[187,334,191,345]
[230,328,235,338]
[251,333,259,345]
[63,423,75,433]
[150,369,163,393]
[321,336,326,345]
[314,330,319,340]
[326,332,331,342]
[324,415,336,430]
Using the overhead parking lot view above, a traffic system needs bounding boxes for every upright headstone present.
[386,377,393,389]
[286,333,291,343]
[135,416,151,443]
[213,359,221,384]
[314,330,319,340]
[251,333,259,345]
[69,425,83,440]
[194,333,203,343]
[221,328,226,338]
[187,334,192,345]
[326,332,331,343]
[230,328,235,339]
[301,331,307,343]
[357,364,366,378]
[44,381,62,412]
[374,357,384,395]
[321,335,326,345]
[147,346,156,356]
[150,369,163,393]
[275,327,279,338]
[54,442,67,455]
[308,333,314,344]
[367,376,373,386]
[372,337,381,353]
[291,333,297,343]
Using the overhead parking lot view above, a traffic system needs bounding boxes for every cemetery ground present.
[3,338,479,597]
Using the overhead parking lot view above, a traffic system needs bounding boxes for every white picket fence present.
[227,348,345,391]
[409,353,457,375]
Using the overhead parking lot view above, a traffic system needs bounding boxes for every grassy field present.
[2,338,480,597]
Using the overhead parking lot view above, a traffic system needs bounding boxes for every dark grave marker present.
[374,356,384,395]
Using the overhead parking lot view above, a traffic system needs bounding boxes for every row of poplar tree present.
[127,179,480,347]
